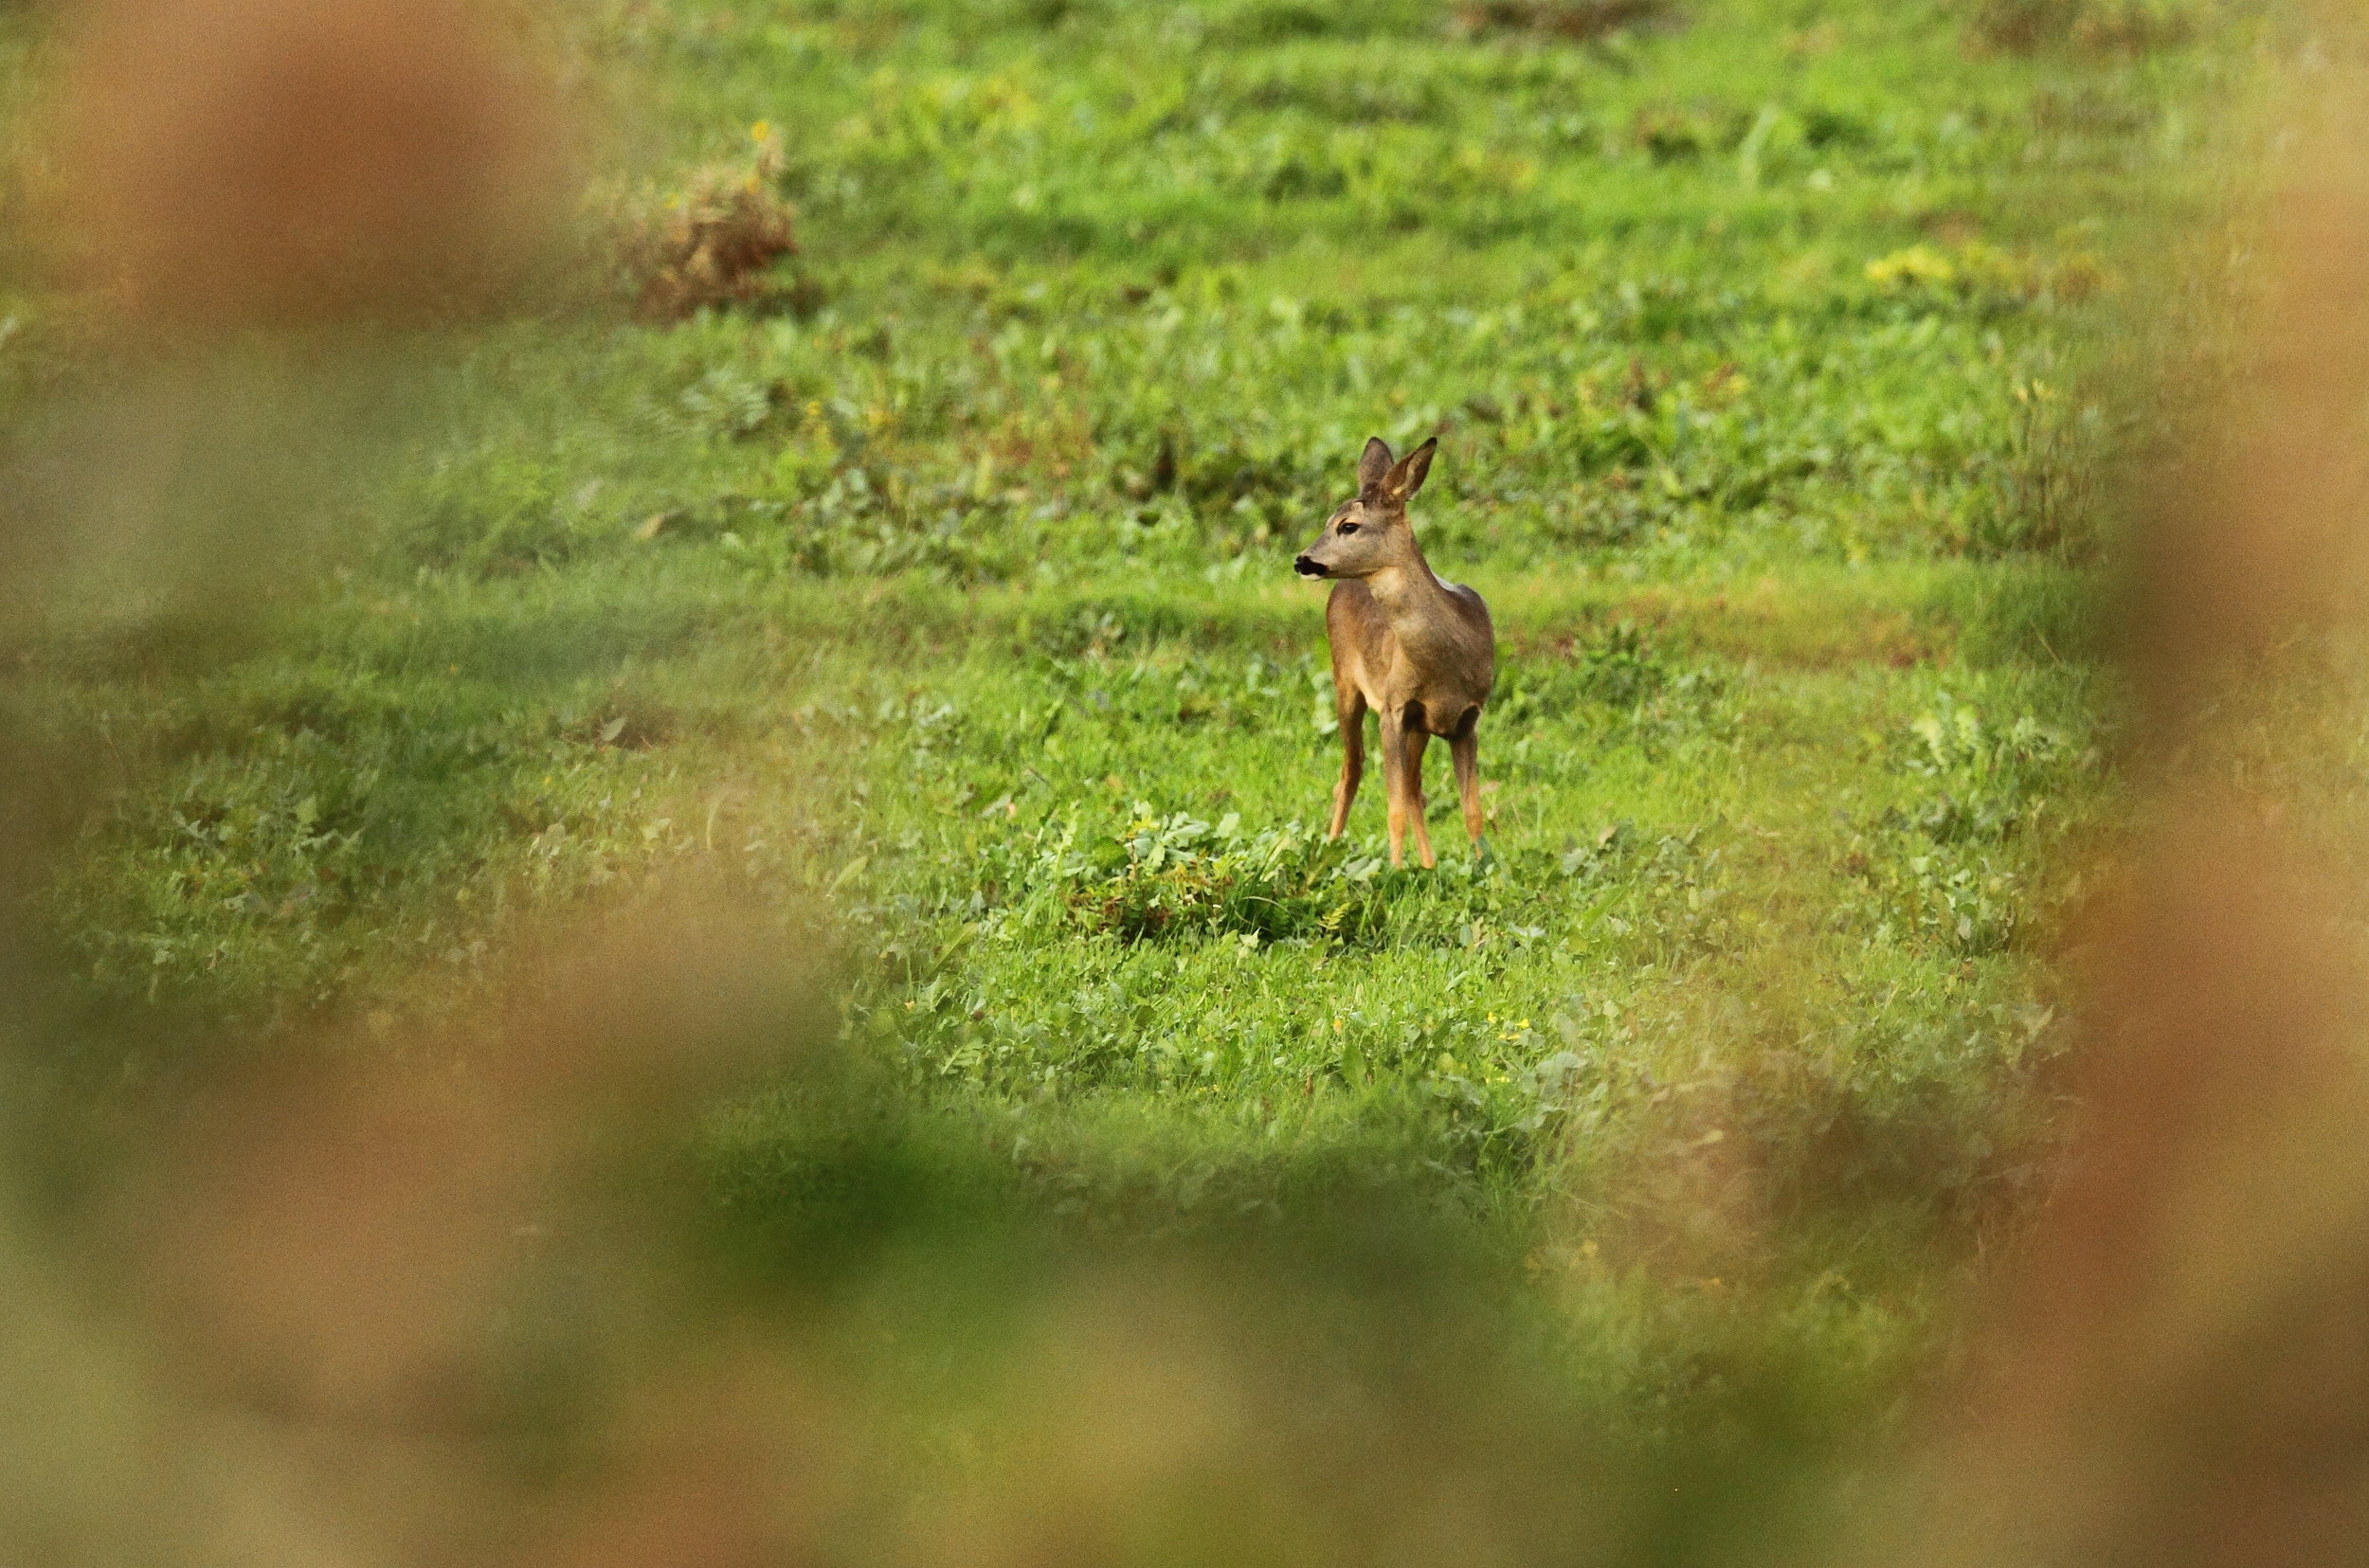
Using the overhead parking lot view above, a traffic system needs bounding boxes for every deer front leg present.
[1379,709,1412,868]
[1328,688,1365,839]
[1450,725,1485,850]
[1403,728,1437,870]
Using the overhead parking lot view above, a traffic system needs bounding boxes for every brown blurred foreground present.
[45,0,564,330]
[1848,19,2369,1567]
[0,7,822,1559]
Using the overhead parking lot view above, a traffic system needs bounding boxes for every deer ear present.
[1357,437,1395,496]
[1387,436,1438,501]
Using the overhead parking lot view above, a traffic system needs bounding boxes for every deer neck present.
[1362,551,1462,652]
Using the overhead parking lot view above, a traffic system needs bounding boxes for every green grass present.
[0,0,2241,1550]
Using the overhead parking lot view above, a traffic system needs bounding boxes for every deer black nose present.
[1293,555,1326,578]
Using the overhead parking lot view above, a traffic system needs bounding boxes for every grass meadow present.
[0,0,2273,1559]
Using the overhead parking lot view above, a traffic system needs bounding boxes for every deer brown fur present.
[1294,436,1496,869]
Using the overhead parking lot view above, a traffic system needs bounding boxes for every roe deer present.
[1294,436,1496,869]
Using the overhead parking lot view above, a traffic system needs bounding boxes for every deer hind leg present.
[1403,726,1437,870]
[1329,688,1366,839]
[1450,717,1485,847]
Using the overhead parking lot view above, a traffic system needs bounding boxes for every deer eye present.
[1336,520,1361,535]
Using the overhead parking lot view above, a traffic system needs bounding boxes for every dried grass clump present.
[2068,2,2196,51]
[608,137,806,323]
[1967,0,2196,55]
[1450,0,1676,43]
